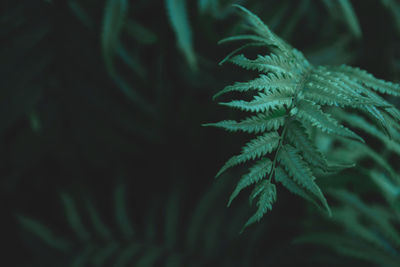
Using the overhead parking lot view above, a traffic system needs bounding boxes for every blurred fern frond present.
[18,179,288,266]
[166,0,197,70]
[380,0,400,33]
[295,123,400,267]
[321,0,361,39]
[296,186,400,267]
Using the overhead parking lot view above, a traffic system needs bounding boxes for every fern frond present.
[381,112,400,141]
[218,42,267,65]
[232,4,289,53]
[330,189,400,249]
[334,139,398,179]
[242,180,276,231]
[364,92,400,121]
[19,181,274,266]
[286,120,328,170]
[309,70,376,106]
[206,4,400,229]
[213,73,295,99]
[364,105,388,131]
[278,145,331,214]
[297,100,364,143]
[304,70,379,107]
[220,91,293,112]
[329,65,400,96]
[321,71,397,122]
[204,109,286,133]
[228,54,299,75]
[303,82,354,107]
[274,166,320,208]
[335,110,400,155]
[216,132,280,177]
[228,158,272,206]
[218,34,272,45]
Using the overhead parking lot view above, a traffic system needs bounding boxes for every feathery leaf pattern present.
[206,4,400,230]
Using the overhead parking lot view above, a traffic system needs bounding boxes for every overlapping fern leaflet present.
[205,5,400,230]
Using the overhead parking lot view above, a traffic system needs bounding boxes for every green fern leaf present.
[213,73,295,99]
[203,109,286,133]
[232,4,288,53]
[320,70,396,114]
[242,180,276,231]
[216,132,280,177]
[228,54,298,75]
[309,70,374,105]
[220,91,293,112]
[304,70,375,107]
[218,34,272,45]
[322,69,393,106]
[278,145,331,215]
[296,100,364,143]
[218,42,267,65]
[330,65,400,96]
[303,82,353,107]
[274,167,320,208]
[363,91,400,121]
[335,110,400,155]
[228,158,272,206]
[286,120,328,169]
[206,4,400,229]
[364,105,389,132]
